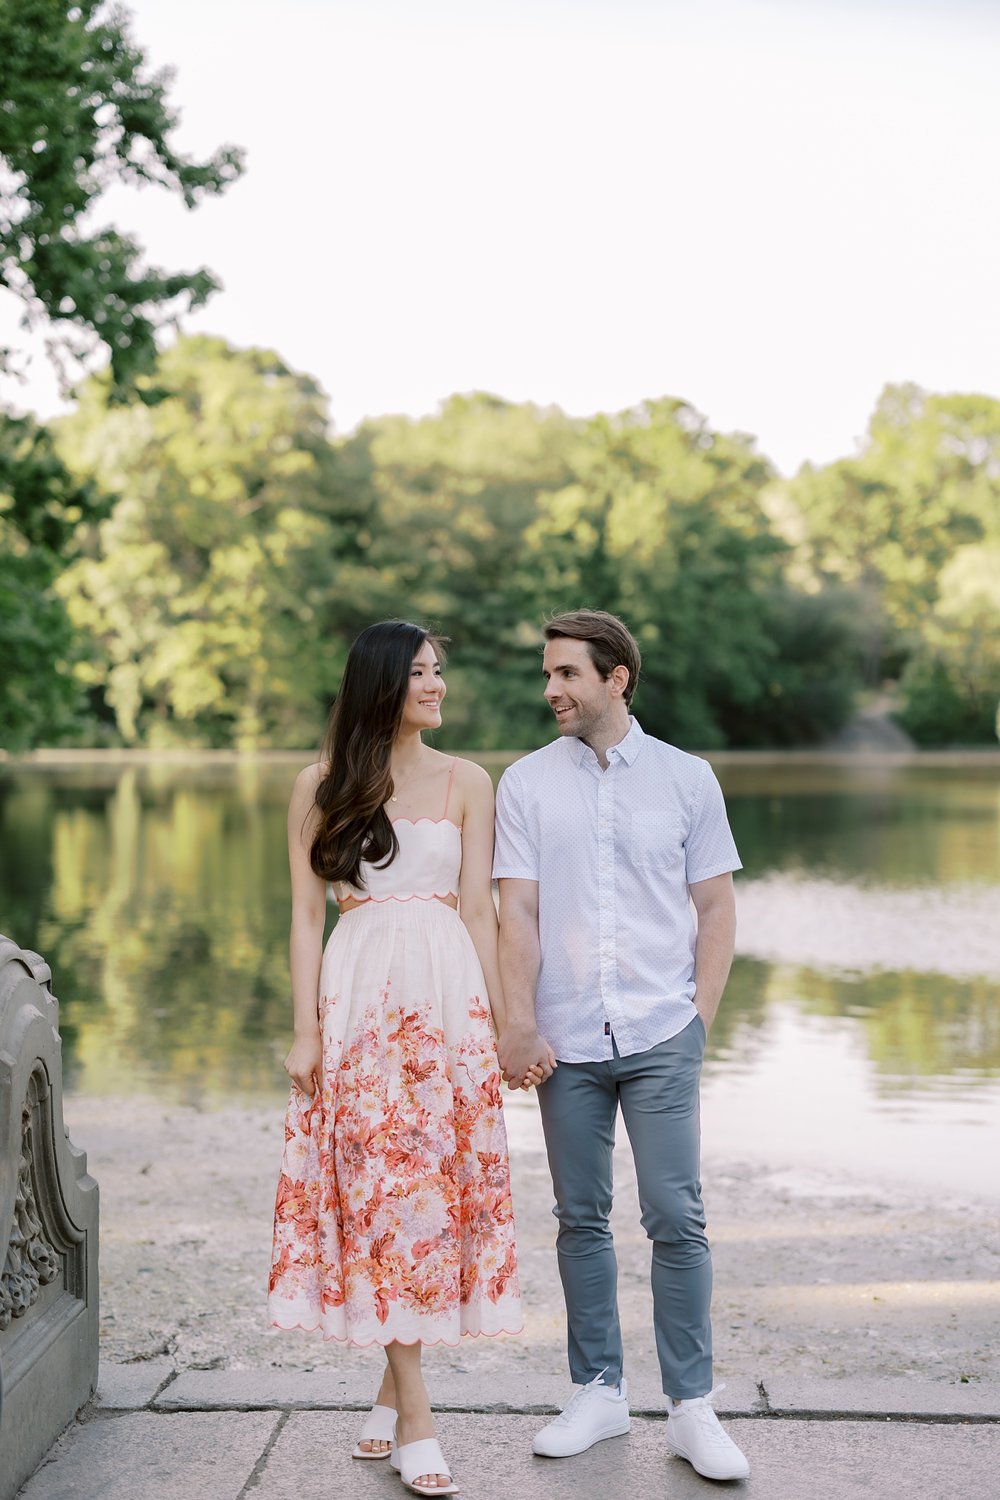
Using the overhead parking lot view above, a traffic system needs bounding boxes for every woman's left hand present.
[519,1063,548,1091]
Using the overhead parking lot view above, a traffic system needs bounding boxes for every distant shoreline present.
[4,746,1000,769]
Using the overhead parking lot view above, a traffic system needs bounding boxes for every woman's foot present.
[382,1339,455,1492]
[353,1370,397,1457]
[392,1413,454,1493]
[352,1403,397,1459]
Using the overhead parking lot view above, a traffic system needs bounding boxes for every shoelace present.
[555,1368,612,1424]
[672,1384,733,1448]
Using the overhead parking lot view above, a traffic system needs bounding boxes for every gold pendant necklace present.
[389,763,419,803]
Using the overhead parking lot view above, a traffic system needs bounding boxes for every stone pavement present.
[15,1364,999,1500]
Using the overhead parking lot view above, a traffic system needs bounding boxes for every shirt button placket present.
[598,767,616,1058]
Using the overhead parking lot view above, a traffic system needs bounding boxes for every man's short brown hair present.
[543,610,642,707]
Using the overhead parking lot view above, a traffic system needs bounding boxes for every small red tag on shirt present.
[604,1021,611,1036]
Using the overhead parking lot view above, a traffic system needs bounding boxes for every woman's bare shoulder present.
[298,760,328,784]
[451,755,494,800]
[291,761,328,801]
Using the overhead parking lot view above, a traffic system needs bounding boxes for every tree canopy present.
[2,348,998,752]
[0,408,105,747]
[54,337,355,747]
[17,341,879,753]
[0,0,243,392]
[782,384,1000,740]
[0,1,244,748]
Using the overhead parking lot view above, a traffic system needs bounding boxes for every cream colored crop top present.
[332,760,461,905]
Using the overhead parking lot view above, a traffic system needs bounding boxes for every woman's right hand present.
[284,1030,323,1098]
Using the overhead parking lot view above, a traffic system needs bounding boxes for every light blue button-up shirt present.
[493,718,741,1063]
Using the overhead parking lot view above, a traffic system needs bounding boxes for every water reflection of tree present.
[0,771,60,952]
[724,767,1000,888]
[6,763,999,1098]
[789,967,1000,1083]
[708,958,771,1054]
[23,769,299,1098]
[0,772,101,1087]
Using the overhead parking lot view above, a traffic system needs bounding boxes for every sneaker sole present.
[665,1437,750,1482]
[533,1417,632,1458]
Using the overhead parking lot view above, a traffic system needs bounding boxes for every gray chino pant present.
[535,1014,713,1399]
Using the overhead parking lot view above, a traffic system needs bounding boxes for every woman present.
[268,620,535,1497]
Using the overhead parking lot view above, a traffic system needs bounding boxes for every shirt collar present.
[568,715,644,768]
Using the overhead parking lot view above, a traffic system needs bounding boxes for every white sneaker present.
[665,1385,750,1481]
[532,1371,631,1457]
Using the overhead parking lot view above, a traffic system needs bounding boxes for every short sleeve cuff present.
[492,863,540,881]
[687,858,743,884]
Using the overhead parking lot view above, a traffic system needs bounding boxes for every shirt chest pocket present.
[629,808,686,867]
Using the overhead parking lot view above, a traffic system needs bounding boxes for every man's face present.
[542,636,616,740]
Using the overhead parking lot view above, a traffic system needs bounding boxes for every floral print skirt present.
[267,898,523,1346]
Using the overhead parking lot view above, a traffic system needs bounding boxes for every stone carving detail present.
[1,935,99,1500]
[0,1104,60,1331]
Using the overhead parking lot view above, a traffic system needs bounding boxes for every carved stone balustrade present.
[0,936,99,1500]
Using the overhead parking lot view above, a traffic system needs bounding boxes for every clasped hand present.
[498,1027,557,1092]
[287,1023,555,1097]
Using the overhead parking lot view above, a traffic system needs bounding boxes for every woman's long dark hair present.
[309,620,445,887]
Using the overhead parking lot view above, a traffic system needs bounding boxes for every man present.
[493,609,749,1484]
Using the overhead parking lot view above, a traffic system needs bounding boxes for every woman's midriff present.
[336,891,459,915]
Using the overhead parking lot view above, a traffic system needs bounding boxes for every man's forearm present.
[692,903,736,1031]
[498,908,541,1033]
[497,904,556,1085]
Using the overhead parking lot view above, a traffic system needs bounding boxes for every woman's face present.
[400,639,446,733]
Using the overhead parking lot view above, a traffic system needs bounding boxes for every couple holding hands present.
[267,610,750,1493]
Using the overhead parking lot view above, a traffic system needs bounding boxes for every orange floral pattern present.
[268,898,523,1345]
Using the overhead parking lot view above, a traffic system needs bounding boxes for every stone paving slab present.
[759,1373,1000,1420]
[16,1411,279,1500]
[17,1406,1000,1500]
[93,1358,176,1411]
[255,1410,1000,1500]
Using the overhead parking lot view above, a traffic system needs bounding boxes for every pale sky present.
[2,0,999,474]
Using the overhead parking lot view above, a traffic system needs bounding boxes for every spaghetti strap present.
[442,757,458,819]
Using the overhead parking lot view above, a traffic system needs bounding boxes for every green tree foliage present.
[719,586,866,748]
[521,400,812,748]
[20,341,1000,753]
[896,545,1000,744]
[348,392,580,747]
[0,408,106,748]
[787,384,1000,741]
[43,364,867,752]
[0,0,243,391]
[347,395,863,749]
[54,337,364,747]
[0,543,78,750]
[788,386,999,635]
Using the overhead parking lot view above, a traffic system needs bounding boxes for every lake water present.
[1,754,998,1200]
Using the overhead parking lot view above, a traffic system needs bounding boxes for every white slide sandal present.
[390,1436,459,1495]
[351,1403,398,1459]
